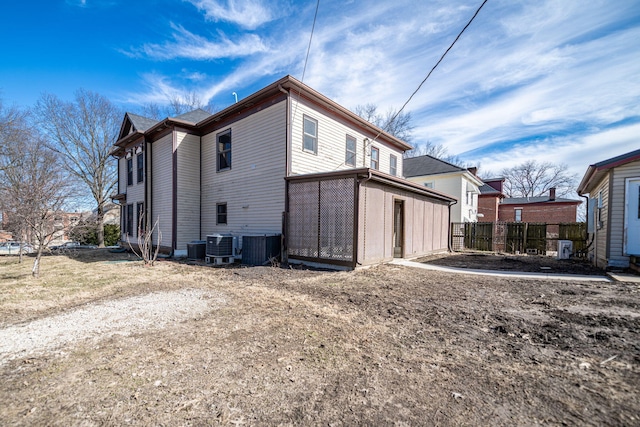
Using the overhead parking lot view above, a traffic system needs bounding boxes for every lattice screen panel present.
[288,181,320,258]
[319,178,355,261]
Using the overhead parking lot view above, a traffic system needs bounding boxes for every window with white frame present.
[303,115,318,154]
[390,154,397,176]
[371,147,379,170]
[345,135,356,166]
[515,208,522,222]
[217,129,232,171]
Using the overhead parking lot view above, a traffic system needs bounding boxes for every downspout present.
[578,193,593,259]
[171,128,177,257]
[448,200,458,252]
[278,84,291,263]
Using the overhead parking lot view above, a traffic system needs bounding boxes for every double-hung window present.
[515,208,522,222]
[126,204,134,235]
[137,153,144,183]
[217,129,232,171]
[371,147,379,170]
[345,135,356,166]
[127,158,133,186]
[216,203,227,225]
[303,115,318,154]
[390,154,397,176]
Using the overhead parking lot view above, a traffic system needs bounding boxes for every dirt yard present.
[0,250,638,426]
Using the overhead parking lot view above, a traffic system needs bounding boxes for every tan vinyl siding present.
[358,181,449,266]
[151,134,173,247]
[589,174,609,268]
[201,101,287,238]
[175,132,201,250]
[289,95,404,176]
[119,156,145,239]
[610,161,640,264]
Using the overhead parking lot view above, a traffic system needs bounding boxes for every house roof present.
[403,155,465,177]
[174,108,212,124]
[501,196,581,205]
[198,75,412,152]
[127,113,158,133]
[578,147,640,195]
[285,168,457,204]
[112,75,413,156]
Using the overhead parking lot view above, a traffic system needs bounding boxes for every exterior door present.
[626,178,640,255]
[393,200,404,258]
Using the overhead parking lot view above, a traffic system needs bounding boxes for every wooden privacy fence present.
[451,222,587,256]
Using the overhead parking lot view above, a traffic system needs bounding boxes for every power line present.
[377,0,490,142]
[301,0,320,83]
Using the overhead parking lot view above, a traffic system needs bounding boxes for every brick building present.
[477,178,505,222]
[499,188,581,222]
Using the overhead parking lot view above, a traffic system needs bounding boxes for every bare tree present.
[139,91,217,120]
[35,90,121,247]
[0,130,74,277]
[354,103,414,143]
[499,160,578,198]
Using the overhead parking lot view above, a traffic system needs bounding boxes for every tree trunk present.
[97,203,105,248]
[32,248,42,278]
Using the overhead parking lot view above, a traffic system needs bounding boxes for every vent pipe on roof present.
[232,92,238,103]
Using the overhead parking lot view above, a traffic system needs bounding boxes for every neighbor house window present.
[217,129,232,171]
[303,115,318,154]
[424,182,434,189]
[126,204,134,235]
[216,203,227,225]
[390,154,397,176]
[137,153,144,183]
[515,208,522,222]
[345,135,356,166]
[371,147,379,170]
[127,158,133,186]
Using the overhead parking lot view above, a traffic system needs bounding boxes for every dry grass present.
[1,251,639,426]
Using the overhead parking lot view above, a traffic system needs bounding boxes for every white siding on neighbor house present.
[610,161,640,265]
[201,101,287,238]
[289,95,404,176]
[151,134,173,248]
[175,132,201,250]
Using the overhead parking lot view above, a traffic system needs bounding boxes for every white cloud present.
[121,0,640,186]
[125,23,268,60]
[186,0,279,30]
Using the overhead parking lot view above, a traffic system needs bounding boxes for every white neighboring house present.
[403,155,482,222]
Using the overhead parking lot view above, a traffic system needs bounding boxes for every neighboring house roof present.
[478,183,503,196]
[174,108,212,124]
[578,147,640,195]
[403,155,465,177]
[501,196,581,205]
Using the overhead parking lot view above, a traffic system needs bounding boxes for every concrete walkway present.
[390,259,612,282]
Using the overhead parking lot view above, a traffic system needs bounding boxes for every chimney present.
[549,187,556,201]
[467,167,478,176]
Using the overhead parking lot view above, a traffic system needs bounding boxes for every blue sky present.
[1,0,639,181]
